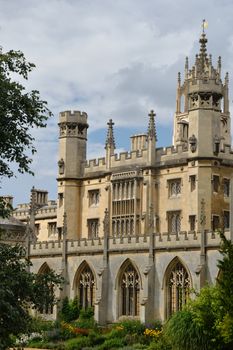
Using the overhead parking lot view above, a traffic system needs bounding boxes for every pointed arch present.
[73,260,96,309]
[164,257,192,319]
[37,262,53,314]
[38,262,51,275]
[116,259,141,317]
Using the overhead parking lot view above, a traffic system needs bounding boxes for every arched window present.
[120,262,140,316]
[77,264,95,309]
[166,260,191,317]
[37,263,53,315]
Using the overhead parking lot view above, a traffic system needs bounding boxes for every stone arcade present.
[13,30,233,324]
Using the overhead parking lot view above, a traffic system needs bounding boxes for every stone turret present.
[173,29,231,157]
[57,110,89,239]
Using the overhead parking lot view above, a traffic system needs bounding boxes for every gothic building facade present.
[13,31,233,323]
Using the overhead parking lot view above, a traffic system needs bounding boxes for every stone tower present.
[173,29,231,232]
[57,111,88,238]
[173,31,231,155]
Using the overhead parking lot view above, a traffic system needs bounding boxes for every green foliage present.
[74,307,96,329]
[120,319,146,335]
[0,197,12,218]
[87,329,105,346]
[79,306,94,319]
[0,243,63,350]
[97,336,125,350]
[218,232,233,315]
[0,48,51,180]
[60,297,80,322]
[164,309,211,350]
[65,336,91,350]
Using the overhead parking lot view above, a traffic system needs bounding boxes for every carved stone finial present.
[178,72,181,85]
[225,72,229,85]
[147,110,157,141]
[105,119,115,151]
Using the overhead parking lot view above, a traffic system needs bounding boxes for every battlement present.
[156,144,188,161]
[85,157,106,169]
[59,110,88,123]
[29,230,229,257]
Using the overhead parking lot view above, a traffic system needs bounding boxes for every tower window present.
[58,193,64,207]
[168,179,181,197]
[87,219,99,238]
[223,178,230,197]
[189,215,196,231]
[89,190,100,207]
[224,211,230,229]
[212,175,220,193]
[189,175,196,192]
[212,215,220,231]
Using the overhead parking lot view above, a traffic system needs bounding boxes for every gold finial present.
[202,19,208,33]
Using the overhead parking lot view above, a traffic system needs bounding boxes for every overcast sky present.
[1,0,233,206]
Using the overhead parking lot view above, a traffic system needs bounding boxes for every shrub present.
[164,309,211,350]
[120,320,145,335]
[88,329,105,346]
[97,337,125,350]
[65,336,91,350]
[60,297,80,323]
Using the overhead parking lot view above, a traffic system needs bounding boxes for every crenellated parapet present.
[29,230,230,257]
[59,110,89,139]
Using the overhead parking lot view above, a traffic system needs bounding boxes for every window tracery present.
[77,264,95,309]
[167,261,191,317]
[120,263,140,317]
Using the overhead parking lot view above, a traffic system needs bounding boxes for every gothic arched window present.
[120,263,140,317]
[77,264,95,309]
[37,263,53,315]
[166,260,191,317]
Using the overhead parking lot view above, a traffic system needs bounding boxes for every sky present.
[1,0,233,206]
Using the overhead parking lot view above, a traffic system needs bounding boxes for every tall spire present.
[105,119,115,153]
[147,110,157,141]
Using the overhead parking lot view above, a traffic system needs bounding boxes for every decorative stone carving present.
[213,135,220,154]
[189,134,197,153]
[58,158,65,175]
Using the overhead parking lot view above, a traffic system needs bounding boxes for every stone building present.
[13,30,233,324]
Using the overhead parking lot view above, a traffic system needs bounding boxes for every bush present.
[74,307,96,329]
[164,309,211,350]
[60,297,80,323]
[88,329,105,346]
[120,320,145,335]
[65,336,91,350]
[97,337,125,350]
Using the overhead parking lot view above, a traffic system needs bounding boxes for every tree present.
[216,232,233,346]
[0,243,63,350]
[0,48,56,350]
[0,48,51,180]
[164,232,233,350]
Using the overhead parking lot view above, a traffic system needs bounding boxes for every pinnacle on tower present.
[105,119,115,151]
[147,110,157,141]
